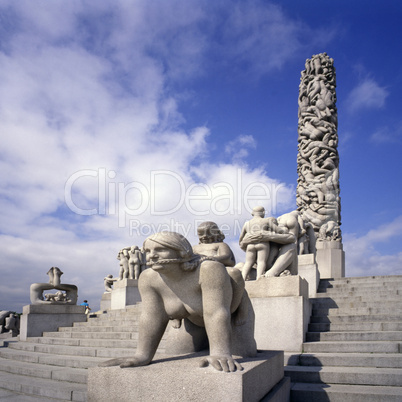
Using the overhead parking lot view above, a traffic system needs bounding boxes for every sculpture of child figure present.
[192,221,235,267]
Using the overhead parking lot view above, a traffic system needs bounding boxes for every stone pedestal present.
[110,279,141,310]
[88,350,290,402]
[246,276,311,352]
[316,241,345,279]
[100,292,111,311]
[297,254,320,297]
[20,304,86,341]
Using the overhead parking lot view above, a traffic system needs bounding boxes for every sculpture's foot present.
[170,319,182,329]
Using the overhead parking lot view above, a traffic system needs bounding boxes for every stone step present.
[303,341,401,354]
[0,388,61,401]
[320,275,402,283]
[318,275,402,287]
[0,371,86,401]
[310,298,402,309]
[316,290,401,298]
[43,331,138,340]
[285,352,402,368]
[0,359,87,384]
[310,313,402,324]
[0,347,104,368]
[312,306,400,316]
[290,382,402,402]
[87,313,140,321]
[26,336,139,348]
[311,293,400,304]
[73,319,139,327]
[59,325,138,332]
[7,339,165,358]
[285,365,402,386]
[308,321,402,332]
[318,281,402,290]
[306,331,402,342]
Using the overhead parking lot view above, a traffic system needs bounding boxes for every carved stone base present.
[20,304,86,341]
[246,276,311,352]
[110,279,141,310]
[88,350,289,402]
[298,254,320,297]
[100,292,111,311]
[316,241,345,279]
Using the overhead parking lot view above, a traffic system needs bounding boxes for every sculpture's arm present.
[258,231,296,245]
[238,223,247,244]
[129,276,168,364]
[216,243,235,266]
[199,261,242,372]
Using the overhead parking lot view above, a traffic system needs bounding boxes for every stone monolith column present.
[297,53,344,278]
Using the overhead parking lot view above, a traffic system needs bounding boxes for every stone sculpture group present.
[101,231,256,372]
[29,267,78,305]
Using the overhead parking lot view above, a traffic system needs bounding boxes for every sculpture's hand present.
[98,357,127,367]
[98,356,150,368]
[199,355,243,372]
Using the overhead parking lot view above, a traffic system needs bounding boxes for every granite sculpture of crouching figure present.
[100,231,256,372]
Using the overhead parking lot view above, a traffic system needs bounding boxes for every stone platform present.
[20,304,86,341]
[110,279,141,310]
[88,350,289,402]
[246,275,311,352]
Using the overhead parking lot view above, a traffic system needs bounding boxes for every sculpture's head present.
[197,221,225,244]
[251,206,265,217]
[143,232,200,272]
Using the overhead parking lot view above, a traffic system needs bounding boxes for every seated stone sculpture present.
[29,267,78,305]
[104,274,118,292]
[4,313,20,336]
[0,311,20,335]
[100,231,256,372]
[192,221,235,267]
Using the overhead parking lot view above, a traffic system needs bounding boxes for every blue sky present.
[1,0,402,312]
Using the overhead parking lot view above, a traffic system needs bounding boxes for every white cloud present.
[346,78,389,112]
[344,216,402,277]
[225,135,257,162]
[370,122,402,144]
[0,1,301,312]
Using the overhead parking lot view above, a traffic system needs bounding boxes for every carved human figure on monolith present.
[99,231,256,372]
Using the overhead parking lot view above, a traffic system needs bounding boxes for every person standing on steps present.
[80,300,91,314]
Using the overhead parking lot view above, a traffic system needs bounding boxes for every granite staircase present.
[286,275,402,401]
[0,304,168,401]
[2,276,402,401]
